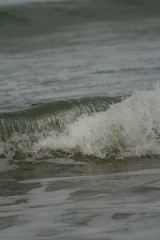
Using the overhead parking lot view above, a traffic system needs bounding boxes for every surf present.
[1,84,160,160]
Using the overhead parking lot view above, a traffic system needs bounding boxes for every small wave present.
[0,96,121,159]
[33,83,160,160]
[1,84,160,160]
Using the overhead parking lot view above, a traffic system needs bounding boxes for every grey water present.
[1,0,160,239]
[0,0,73,6]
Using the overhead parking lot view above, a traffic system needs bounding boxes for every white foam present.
[33,83,160,159]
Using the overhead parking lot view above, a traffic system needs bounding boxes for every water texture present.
[0,0,160,239]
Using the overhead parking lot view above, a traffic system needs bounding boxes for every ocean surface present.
[1,0,160,239]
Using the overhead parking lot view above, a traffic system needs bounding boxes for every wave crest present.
[1,85,160,160]
[34,84,160,159]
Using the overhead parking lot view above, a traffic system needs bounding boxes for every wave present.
[1,85,160,160]
[0,96,121,159]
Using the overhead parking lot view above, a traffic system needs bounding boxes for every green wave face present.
[0,96,122,160]
[1,86,160,161]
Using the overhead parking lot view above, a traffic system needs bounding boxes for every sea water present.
[1,0,160,239]
[0,0,74,6]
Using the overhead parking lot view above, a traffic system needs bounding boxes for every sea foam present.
[33,83,160,159]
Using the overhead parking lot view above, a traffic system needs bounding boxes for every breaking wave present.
[1,84,160,160]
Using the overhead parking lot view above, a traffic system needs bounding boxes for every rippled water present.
[1,0,160,239]
[1,162,160,240]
